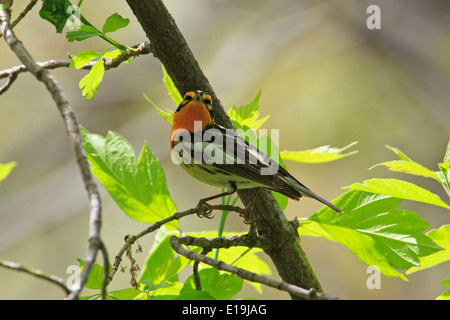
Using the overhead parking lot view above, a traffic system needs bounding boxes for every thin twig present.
[0,8,104,300]
[107,204,249,285]
[0,42,151,95]
[98,241,110,300]
[0,258,70,295]
[0,0,38,39]
[170,236,339,300]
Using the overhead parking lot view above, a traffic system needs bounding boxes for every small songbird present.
[169,90,342,217]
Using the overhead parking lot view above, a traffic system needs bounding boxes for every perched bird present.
[169,90,342,217]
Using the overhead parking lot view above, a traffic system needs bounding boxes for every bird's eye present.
[203,98,211,105]
[184,94,193,101]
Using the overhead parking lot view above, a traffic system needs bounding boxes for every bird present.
[169,90,342,219]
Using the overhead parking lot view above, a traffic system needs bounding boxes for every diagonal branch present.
[0,258,70,295]
[0,8,104,300]
[170,236,338,300]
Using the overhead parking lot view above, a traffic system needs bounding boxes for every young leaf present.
[69,50,100,69]
[444,139,450,163]
[107,288,143,300]
[372,160,441,181]
[384,145,413,161]
[345,178,450,210]
[101,49,123,60]
[280,141,358,164]
[227,90,270,131]
[80,127,178,229]
[438,162,450,197]
[298,190,442,280]
[79,59,104,100]
[66,25,100,42]
[406,225,450,274]
[102,13,130,34]
[0,161,17,185]
[162,65,183,106]
[437,275,450,300]
[143,94,174,124]
[438,141,450,194]
[371,146,441,181]
[39,0,73,33]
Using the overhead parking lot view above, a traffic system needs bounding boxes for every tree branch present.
[107,204,250,285]
[0,258,70,295]
[125,0,323,299]
[170,236,338,300]
[0,8,104,300]
[0,42,151,94]
[0,0,38,39]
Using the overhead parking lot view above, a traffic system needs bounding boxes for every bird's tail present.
[282,175,342,213]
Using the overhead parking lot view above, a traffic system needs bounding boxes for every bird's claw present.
[196,201,214,219]
[239,209,252,224]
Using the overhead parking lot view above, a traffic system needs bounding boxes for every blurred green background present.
[1,0,449,299]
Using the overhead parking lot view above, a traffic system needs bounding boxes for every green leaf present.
[298,190,442,280]
[139,229,194,287]
[384,145,413,161]
[39,0,73,33]
[437,275,450,300]
[444,139,450,163]
[143,94,174,124]
[102,13,130,34]
[344,178,450,210]
[175,290,216,300]
[139,228,175,283]
[181,268,243,300]
[79,59,104,100]
[77,258,108,290]
[192,231,271,293]
[0,161,17,185]
[66,25,100,42]
[101,49,123,60]
[0,0,13,10]
[407,225,450,274]
[372,160,441,181]
[69,50,100,69]
[80,127,178,228]
[438,162,450,198]
[227,90,270,131]
[162,65,183,106]
[372,146,441,181]
[107,288,143,300]
[280,141,358,164]
[272,191,288,211]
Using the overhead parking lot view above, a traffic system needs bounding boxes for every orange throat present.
[170,101,213,148]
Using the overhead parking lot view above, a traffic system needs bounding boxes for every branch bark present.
[170,236,337,300]
[0,258,70,295]
[0,42,151,94]
[125,0,323,298]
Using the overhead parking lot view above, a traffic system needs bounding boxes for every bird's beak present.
[192,93,203,103]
